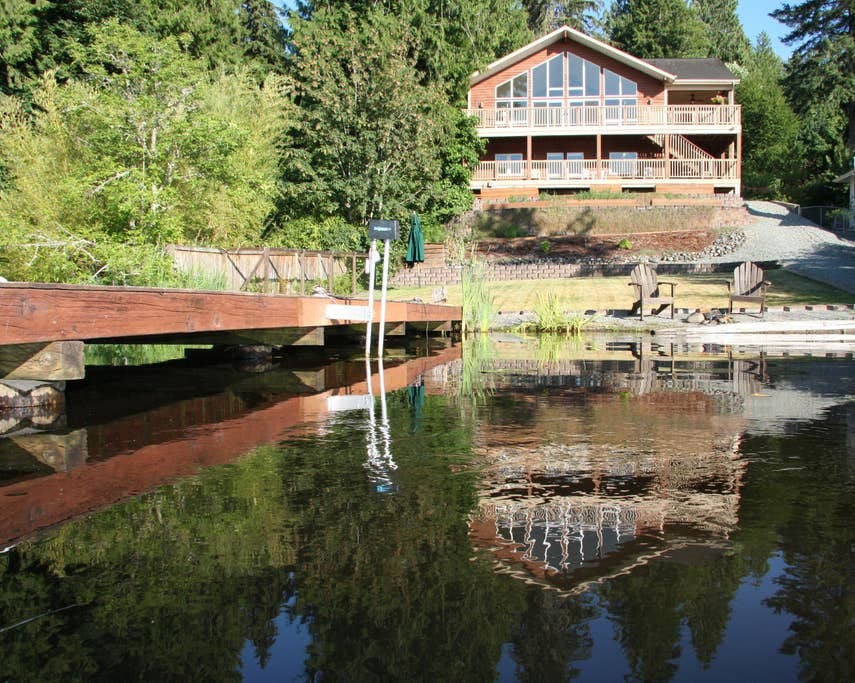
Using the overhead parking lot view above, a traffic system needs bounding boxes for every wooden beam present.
[0,283,461,346]
[0,341,84,380]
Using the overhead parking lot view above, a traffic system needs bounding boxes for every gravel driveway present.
[712,200,855,295]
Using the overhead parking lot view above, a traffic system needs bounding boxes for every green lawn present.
[388,269,852,313]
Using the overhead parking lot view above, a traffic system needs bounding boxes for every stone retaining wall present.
[391,260,778,288]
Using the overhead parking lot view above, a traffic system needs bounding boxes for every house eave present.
[470,25,677,86]
[669,79,740,89]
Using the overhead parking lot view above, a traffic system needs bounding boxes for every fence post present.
[262,248,270,294]
[328,254,334,292]
[351,254,357,294]
[299,251,305,295]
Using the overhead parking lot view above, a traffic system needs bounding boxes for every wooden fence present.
[167,245,369,294]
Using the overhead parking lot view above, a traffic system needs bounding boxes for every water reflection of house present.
[468,357,747,594]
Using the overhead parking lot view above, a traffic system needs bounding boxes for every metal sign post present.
[364,239,378,360]
[367,220,399,359]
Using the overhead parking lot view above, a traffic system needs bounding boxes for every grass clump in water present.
[526,292,594,335]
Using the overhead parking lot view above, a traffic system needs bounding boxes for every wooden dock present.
[0,282,462,384]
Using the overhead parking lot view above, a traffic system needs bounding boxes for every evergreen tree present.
[291,0,531,103]
[691,0,751,64]
[772,0,854,169]
[522,0,603,36]
[0,0,47,96]
[605,0,710,58]
[239,0,288,76]
[736,34,802,199]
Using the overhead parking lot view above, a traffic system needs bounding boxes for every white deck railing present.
[472,158,739,183]
[465,104,740,130]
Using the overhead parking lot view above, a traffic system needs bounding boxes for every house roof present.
[644,58,739,86]
[470,25,677,86]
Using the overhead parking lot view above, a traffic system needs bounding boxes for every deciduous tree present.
[281,6,472,232]
[0,20,287,283]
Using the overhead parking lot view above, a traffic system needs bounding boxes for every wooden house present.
[466,26,742,199]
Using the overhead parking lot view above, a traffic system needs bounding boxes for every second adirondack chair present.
[628,263,676,320]
[728,261,771,316]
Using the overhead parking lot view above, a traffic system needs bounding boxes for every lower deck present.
[473,132,741,195]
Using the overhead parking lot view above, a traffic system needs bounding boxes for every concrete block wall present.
[391,261,738,288]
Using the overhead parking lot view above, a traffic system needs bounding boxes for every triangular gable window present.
[493,53,640,114]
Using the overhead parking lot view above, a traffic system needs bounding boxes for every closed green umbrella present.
[405,212,425,264]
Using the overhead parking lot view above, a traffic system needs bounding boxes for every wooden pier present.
[0,282,462,384]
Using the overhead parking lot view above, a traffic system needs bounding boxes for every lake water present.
[1,335,853,681]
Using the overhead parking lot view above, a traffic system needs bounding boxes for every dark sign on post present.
[368,219,400,240]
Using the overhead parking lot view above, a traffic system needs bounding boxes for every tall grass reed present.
[461,256,495,335]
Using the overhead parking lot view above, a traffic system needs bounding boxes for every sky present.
[736,0,792,58]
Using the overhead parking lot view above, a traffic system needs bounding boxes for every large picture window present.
[532,55,564,102]
[496,72,528,107]
[604,69,638,123]
[568,54,600,101]
[491,53,640,124]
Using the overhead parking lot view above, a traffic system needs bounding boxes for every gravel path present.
[711,200,855,294]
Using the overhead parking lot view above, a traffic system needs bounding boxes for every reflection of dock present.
[483,340,810,402]
[0,345,460,546]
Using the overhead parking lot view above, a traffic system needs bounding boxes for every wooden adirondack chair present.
[728,261,771,316]
[628,263,676,320]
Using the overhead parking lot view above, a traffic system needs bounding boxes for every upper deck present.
[465,104,741,138]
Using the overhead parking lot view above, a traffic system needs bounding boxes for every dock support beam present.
[0,341,84,381]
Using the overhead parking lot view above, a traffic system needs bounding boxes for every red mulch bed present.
[476,230,716,262]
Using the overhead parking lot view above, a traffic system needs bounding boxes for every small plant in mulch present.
[617,238,633,250]
[539,240,551,254]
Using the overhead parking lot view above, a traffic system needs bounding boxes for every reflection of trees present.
[0,448,296,680]
[0,389,533,681]
[599,547,744,681]
[753,404,855,680]
[508,590,595,682]
[279,407,524,680]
